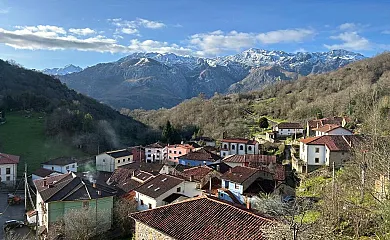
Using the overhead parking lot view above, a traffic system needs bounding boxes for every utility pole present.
[24,163,27,211]
[360,151,367,204]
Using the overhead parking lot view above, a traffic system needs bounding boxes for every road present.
[0,192,33,239]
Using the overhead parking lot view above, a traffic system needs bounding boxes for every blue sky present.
[0,0,389,69]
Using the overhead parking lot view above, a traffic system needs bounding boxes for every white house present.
[0,153,19,186]
[31,168,61,181]
[314,124,353,136]
[220,138,259,157]
[96,149,133,172]
[42,157,78,174]
[135,174,202,211]
[145,142,167,163]
[297,135,359,173]
[273,122,304,137]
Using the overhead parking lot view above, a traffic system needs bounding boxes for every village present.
[1,114,385,240]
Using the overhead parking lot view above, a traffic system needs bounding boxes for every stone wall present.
[134,221,173,240]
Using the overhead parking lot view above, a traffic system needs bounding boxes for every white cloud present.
[0,8,9,14]
[294,48,307,53]
[189,28,315,56]
[108,18,165,36]
[339,23,357,31]
[69,28,96,36]
[324,32,371,51]
[382,30,390,34]
[0,25,191,56]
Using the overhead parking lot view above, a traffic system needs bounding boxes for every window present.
[103,159,105,162]
[6,168,10,174]
[315,158,320,163]
[232,145,235,150]
[51,167,54,170]
[224,144,228,149]
[148,204,152,209]
[224,181,229,188]
[128,158,130,161]
[169,150,172,153]
[248,146,252,151]
[177,187,181,192]
[342,152,345,155]
[235,184,239,189]
[187,163,191,166]
[6,176,10,181]
[148,154,151,157]
[118,160,120,163]
[179,151,182,154]
[148,149,151,152]
[140,200,144,205]
[122,159,125,162]
[315,148,319,153]
[239,145,244,150]
[223,152,226,156]
[83,201,89,209]
[174,151,177,154]
[72,164,75,168]
[156,150,160,153]
[169,156,172,159]
[66,166,69,170]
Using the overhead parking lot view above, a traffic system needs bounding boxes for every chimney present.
[181,141,184,145]
[190,175,194,182]
[246,198,251,210]
[216,165,220,172]
[97,190,101,196]
[43,179,47,187]
[93,183,96,188]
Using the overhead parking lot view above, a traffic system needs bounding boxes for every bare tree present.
[113,198,137,236]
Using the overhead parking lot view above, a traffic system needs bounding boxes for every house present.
[192,136,216,147]
[167,144,195,165]
[135,174,201,210]
[130,196,274,240]
[106,168,153,196]
[41,157,78,174]
[222,154,285,182]
[32,168,61,181]
[220,138,259,157]
[179,165,222,190]
[296,135,360,173]
[0,153,19,186]
[265,131,277,143]
[178,148,221,167]
[96,149,133,172]
[273,122,304,137]
[219,166,272,204]
[128,146,145,162]
[306,116,350,136]
[33,173,116,235]
[313,124,353,136]
[145,142,167,163]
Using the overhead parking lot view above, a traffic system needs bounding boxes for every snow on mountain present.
[42,64,83,76]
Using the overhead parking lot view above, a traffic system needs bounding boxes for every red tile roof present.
[32,168,60,178]
[313,124,351,133]
[223,154,276,164]
[221,166,260,184]
[130,196,273,240]
[0,153,20,164]
[300,135,357,151]
[145,142,167,148]
[181,166,214,182]
[307,117,344,128]
[277,122,303,129]
[221,138,258,145]
[167,144,194,149]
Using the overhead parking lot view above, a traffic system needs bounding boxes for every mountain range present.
[43,64,83,75]
[52,49,365,110]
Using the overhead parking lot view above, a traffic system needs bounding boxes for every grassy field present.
[0,111,86,176]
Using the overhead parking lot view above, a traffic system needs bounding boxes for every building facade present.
[96,149,133,172]
[145,143,167,163]
[0,153,19,186]
[220,138,259,157]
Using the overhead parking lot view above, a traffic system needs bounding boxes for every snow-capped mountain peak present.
[42,64,83,76]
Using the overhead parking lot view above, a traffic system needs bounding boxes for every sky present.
[0,0,389,69]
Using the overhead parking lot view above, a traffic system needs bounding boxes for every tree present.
[161,120,180,144]
[259,117,269,129]
[113,198,138,237]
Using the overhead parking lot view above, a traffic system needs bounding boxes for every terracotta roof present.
[106,149,132,158]
[42,157,77,166]
[120,162,164,175]
[107,168,145,193]
[221,166,260,184]
[135,174,184,199]
[34,173,72,193]
[132,170,154,182]
[178,148,221,162]
[223,155,276,164]
[307,117,344,128]
[145,142,167,148]
[0,153,20,164]
[277,122,303,129]
[313,124,351,133]
[182,166,214,182]
[221,138,258,145]
[300,135,358,151]
[32,168,60,178]
[130,196,273,240]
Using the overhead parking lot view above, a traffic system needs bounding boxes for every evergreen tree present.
[259,117,269,129]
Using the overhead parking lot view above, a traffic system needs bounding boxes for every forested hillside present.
[0,60,155,154]
[126,53,390,138]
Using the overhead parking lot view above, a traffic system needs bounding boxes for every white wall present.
[277,128,304,136]
[42,163,77,174]
[220,142,259,156]
[145,147,167,163]
[115,155,134,168]
[316,128,352,136]
[0,163,17,184]
[306,145,326,165]
[96,153,115,172]
[222,179,244,194]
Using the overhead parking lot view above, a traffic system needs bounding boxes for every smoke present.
[98,120,119,149]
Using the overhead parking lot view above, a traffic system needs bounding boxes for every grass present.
[296,174,332,198]
[0,111,86,176]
